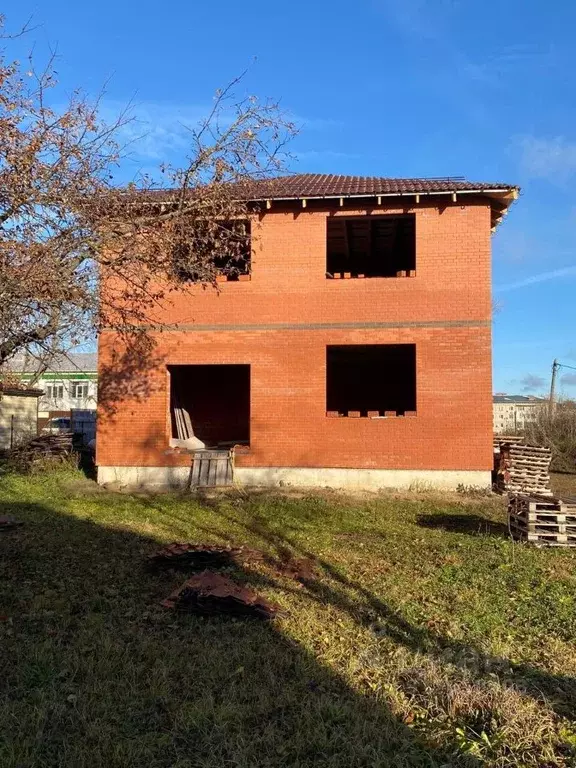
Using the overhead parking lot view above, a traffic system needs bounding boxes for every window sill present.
[326,411,417,418]
[216,275,251,283]
[327,271,416,279]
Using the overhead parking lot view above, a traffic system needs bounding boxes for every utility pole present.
[549,358,560,417]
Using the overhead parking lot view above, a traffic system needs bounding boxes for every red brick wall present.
[97,199,494,471]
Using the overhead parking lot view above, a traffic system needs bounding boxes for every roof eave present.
[124,185,520,231]
[253,187,519,231]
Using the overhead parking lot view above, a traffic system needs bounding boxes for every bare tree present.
[521,399,576,473]
[0,17,296,382]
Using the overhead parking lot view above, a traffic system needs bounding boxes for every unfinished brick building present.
[97,174,518,490]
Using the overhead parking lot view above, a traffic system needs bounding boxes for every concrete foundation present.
[97,465,491,492]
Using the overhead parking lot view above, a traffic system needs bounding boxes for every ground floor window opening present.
[326,344,416,417]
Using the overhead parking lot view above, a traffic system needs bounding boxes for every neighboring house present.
[493,395,545,434]
[97,173,519,490]
[12,353,97,425]
[0,388,43,450]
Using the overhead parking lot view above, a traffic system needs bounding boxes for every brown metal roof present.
[137,173,517,203]
[120,173,518,229]
[242,173,516,200]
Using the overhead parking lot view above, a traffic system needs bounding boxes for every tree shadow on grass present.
[417,513,509,538]
[0,498,483,768]
[196,498,576,725]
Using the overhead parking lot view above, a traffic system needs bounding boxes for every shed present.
[0,388,43,450]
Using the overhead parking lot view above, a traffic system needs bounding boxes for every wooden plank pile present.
[24,432,73,454]
[170,388,206,451]
[4,432,73,467]
[172,394,194,441]
[495,441,552,497]
[508,495,576,547]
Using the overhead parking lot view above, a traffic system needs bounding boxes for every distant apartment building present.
[12,353,97,424]
[493,395,545,434]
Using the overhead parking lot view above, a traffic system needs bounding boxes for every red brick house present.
[96,174,518,489]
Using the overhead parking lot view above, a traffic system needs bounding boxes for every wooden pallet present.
[510,496,576,514]
[508,494,576,546]
[509,522,576,546]
[188,450,234,488]
[509,514,576,532]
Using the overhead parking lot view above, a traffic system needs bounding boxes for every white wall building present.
[12,353,97,418]
[493,395,545,434]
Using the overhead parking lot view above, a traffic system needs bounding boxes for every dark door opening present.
[169,364,250,447]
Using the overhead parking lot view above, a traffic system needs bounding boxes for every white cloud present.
[515,135,576,182]
[519,373,546,392]
[98,100,337,164]
[494,265,576,293]
[99,100,214,161]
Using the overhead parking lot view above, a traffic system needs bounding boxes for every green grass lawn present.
[2,469,576,767]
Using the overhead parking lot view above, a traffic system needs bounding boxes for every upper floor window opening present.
[172,219,251,283]
[326,214,415,279]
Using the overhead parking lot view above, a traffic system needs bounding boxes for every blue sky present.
[5,0,576,394]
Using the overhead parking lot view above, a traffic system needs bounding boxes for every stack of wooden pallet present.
[493,435,524,451]
[508,495,576,547]
[495,441,552,496]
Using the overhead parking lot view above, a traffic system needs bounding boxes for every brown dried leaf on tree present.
[0,16,297,392]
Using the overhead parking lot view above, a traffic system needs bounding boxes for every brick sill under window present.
[327,271,416,279]
[326,411,417,419]
[166,443,251,455]
[216,275,251,283]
